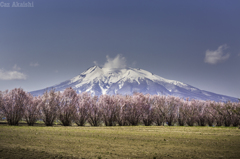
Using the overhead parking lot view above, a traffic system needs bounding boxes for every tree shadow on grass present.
[0,146,79,159]
[0,121,63,127]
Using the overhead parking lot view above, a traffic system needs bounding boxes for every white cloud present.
[0,69,27,80]
[204,44,230,64]
[103,54,127,69]
[13,64,21,71]
[93,61,98,66]
[131,61,137,67]
[30,62,39,67]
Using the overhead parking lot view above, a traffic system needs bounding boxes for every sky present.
[0,0,240,98]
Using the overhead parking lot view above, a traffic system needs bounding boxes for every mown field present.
[0,122,240,159]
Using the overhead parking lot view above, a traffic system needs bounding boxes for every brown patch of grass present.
[0,125,239,158]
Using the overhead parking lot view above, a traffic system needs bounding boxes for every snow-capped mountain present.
[30,66,238,102]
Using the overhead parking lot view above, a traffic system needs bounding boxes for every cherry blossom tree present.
[0,88,28,125]
[182,99,198,126]
[232,102,240,128]
[88,95,102,126]
[222,102,234,126]
[125,93,143,126]
[209,102,224,126]
[24,94,41,126]
[196,100,207,126]
[2,87,240,128]
[39,90,60,126]
[98,95,118,126]
[152,95,165,126]
[177,99,186,126]
[210,102,235,127]
[164,96,178,126]
[152,95,179,126]
[205,101,215,126]
[231,102,240,127]
[0,91,3,120]
[115,95,129,126]
[220,101,239,127]
[140,94,155,126]
[57,87,78,126]
[74,92,91,126]
[231,113,239,127]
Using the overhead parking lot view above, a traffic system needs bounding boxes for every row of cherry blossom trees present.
[0,88,239,127]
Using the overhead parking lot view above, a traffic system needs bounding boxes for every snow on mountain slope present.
[30,66,238,102]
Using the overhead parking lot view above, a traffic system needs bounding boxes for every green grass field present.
[0,122,240,159]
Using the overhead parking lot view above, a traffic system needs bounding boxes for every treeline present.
[0,88,240,127]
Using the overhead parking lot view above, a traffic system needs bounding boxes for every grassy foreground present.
[0,124,240,159]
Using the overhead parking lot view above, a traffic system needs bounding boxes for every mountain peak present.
[30,66,238,102]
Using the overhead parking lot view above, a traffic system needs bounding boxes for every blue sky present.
[0,0,240,98]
